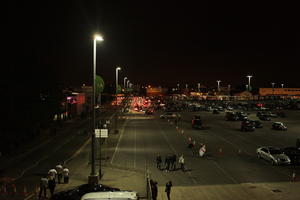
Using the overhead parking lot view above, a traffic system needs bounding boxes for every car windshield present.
[270,149,283,154]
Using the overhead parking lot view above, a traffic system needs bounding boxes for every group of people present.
[150,179,173,200]
[156,154,185,172]
[38,163,69,199]
[187,137,206,157]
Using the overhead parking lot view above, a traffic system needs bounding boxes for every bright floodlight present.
[116,67,121,70]
[94,35,104,41]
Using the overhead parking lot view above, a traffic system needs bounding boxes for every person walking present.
[38,175,48,199]
[63,166,70,184]
[48,176,56,197]
[48,168,57,182]
[199,144,206,157]
[156,154,162,170]
[165,156,170,172]
[178,154,185,172]
[150,180,158,200]
[56,163,63,184]
[165,181,172,200]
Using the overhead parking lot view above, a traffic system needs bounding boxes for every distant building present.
[146,87,167,96]
[259,88,300,99]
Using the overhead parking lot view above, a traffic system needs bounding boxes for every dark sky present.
[4,1,300,89]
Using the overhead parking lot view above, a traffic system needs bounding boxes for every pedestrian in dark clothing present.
[156,154,162,170]
[165,181,172,200]
[151,181,158,200]
[48,176,56,197]
[165,156,170,172]
[170,155,177,171]
[296,138,300,149]
[38,175,48,199]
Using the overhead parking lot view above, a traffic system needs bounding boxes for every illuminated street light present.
[89,34,103,184]
[124,77,127,90]
[281,83,284,88]
[116,67,121,95]
[217,80,221,92]
[197,83,201,92]
[246,75,252,91]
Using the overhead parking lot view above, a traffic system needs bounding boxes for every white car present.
[160,112,181,119]
[256,146,291,165]
[81,191,138,200]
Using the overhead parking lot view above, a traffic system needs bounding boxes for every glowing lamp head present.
[116,67,121,70]
[94,35,104,41]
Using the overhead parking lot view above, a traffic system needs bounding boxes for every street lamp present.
[246,75,252,91]
[115,67,121,95]
[217,80,221,92]
[281,83,284,88]
[228,84,231,94]
[89,34,103,184]
[127,80,130,89]
[123,77,127,90]
[271,82,275,97]
[197,83,201,92]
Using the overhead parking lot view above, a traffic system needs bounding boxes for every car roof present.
[81,191,138,200]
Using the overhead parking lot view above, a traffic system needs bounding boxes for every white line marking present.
[110,120,128,164]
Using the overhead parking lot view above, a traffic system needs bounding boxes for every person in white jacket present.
[178,154,185,171]
[199,144,206,157]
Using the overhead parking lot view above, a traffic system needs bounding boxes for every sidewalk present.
[156,182,300,200]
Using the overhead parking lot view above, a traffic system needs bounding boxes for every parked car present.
[81,191,139,200]
[145,109,154,115]
[248,120,263,128]
[236,112,248,121]
[51,184,120,200]
[225,112,239,121]
[160,112,181,119]
[272,122,287,131]
[212,109,220,114]
[258,115,271,121]
[241,121,255,132]
[192,115,203,129]
[283,147,300,165]
[256,146,291,165]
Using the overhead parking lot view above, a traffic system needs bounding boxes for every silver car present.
[256,146,291,165]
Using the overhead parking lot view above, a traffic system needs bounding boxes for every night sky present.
[5,1,300,89]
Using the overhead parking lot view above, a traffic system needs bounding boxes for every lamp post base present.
[88,175,99,185]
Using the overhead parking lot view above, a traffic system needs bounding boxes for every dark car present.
[258,115,271,121]
[212,109,220,114]
[51,184,120,200]
[241,121,255,131]
[145,109,154,115]
[192,115,203,129]
[249,120,263,128]
[236,112,248,121]
[272,122,287,131]
[283,147,300,165]
[225,112,239,121]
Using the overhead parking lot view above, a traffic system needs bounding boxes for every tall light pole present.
[271,82,275,97]
[281,83,284,88]
[217,80,221,92]
[115,67,121,95]
[123,77,127,91]
[127,80,130,89]
[197,83,201,92]
[246,75,252,91]
[89,34,103,184]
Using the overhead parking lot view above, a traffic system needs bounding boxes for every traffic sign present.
[95,129,100,138]
[100,129,108,138]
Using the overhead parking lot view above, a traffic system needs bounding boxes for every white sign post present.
[100,129,108,138]
[95,129,100,138]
